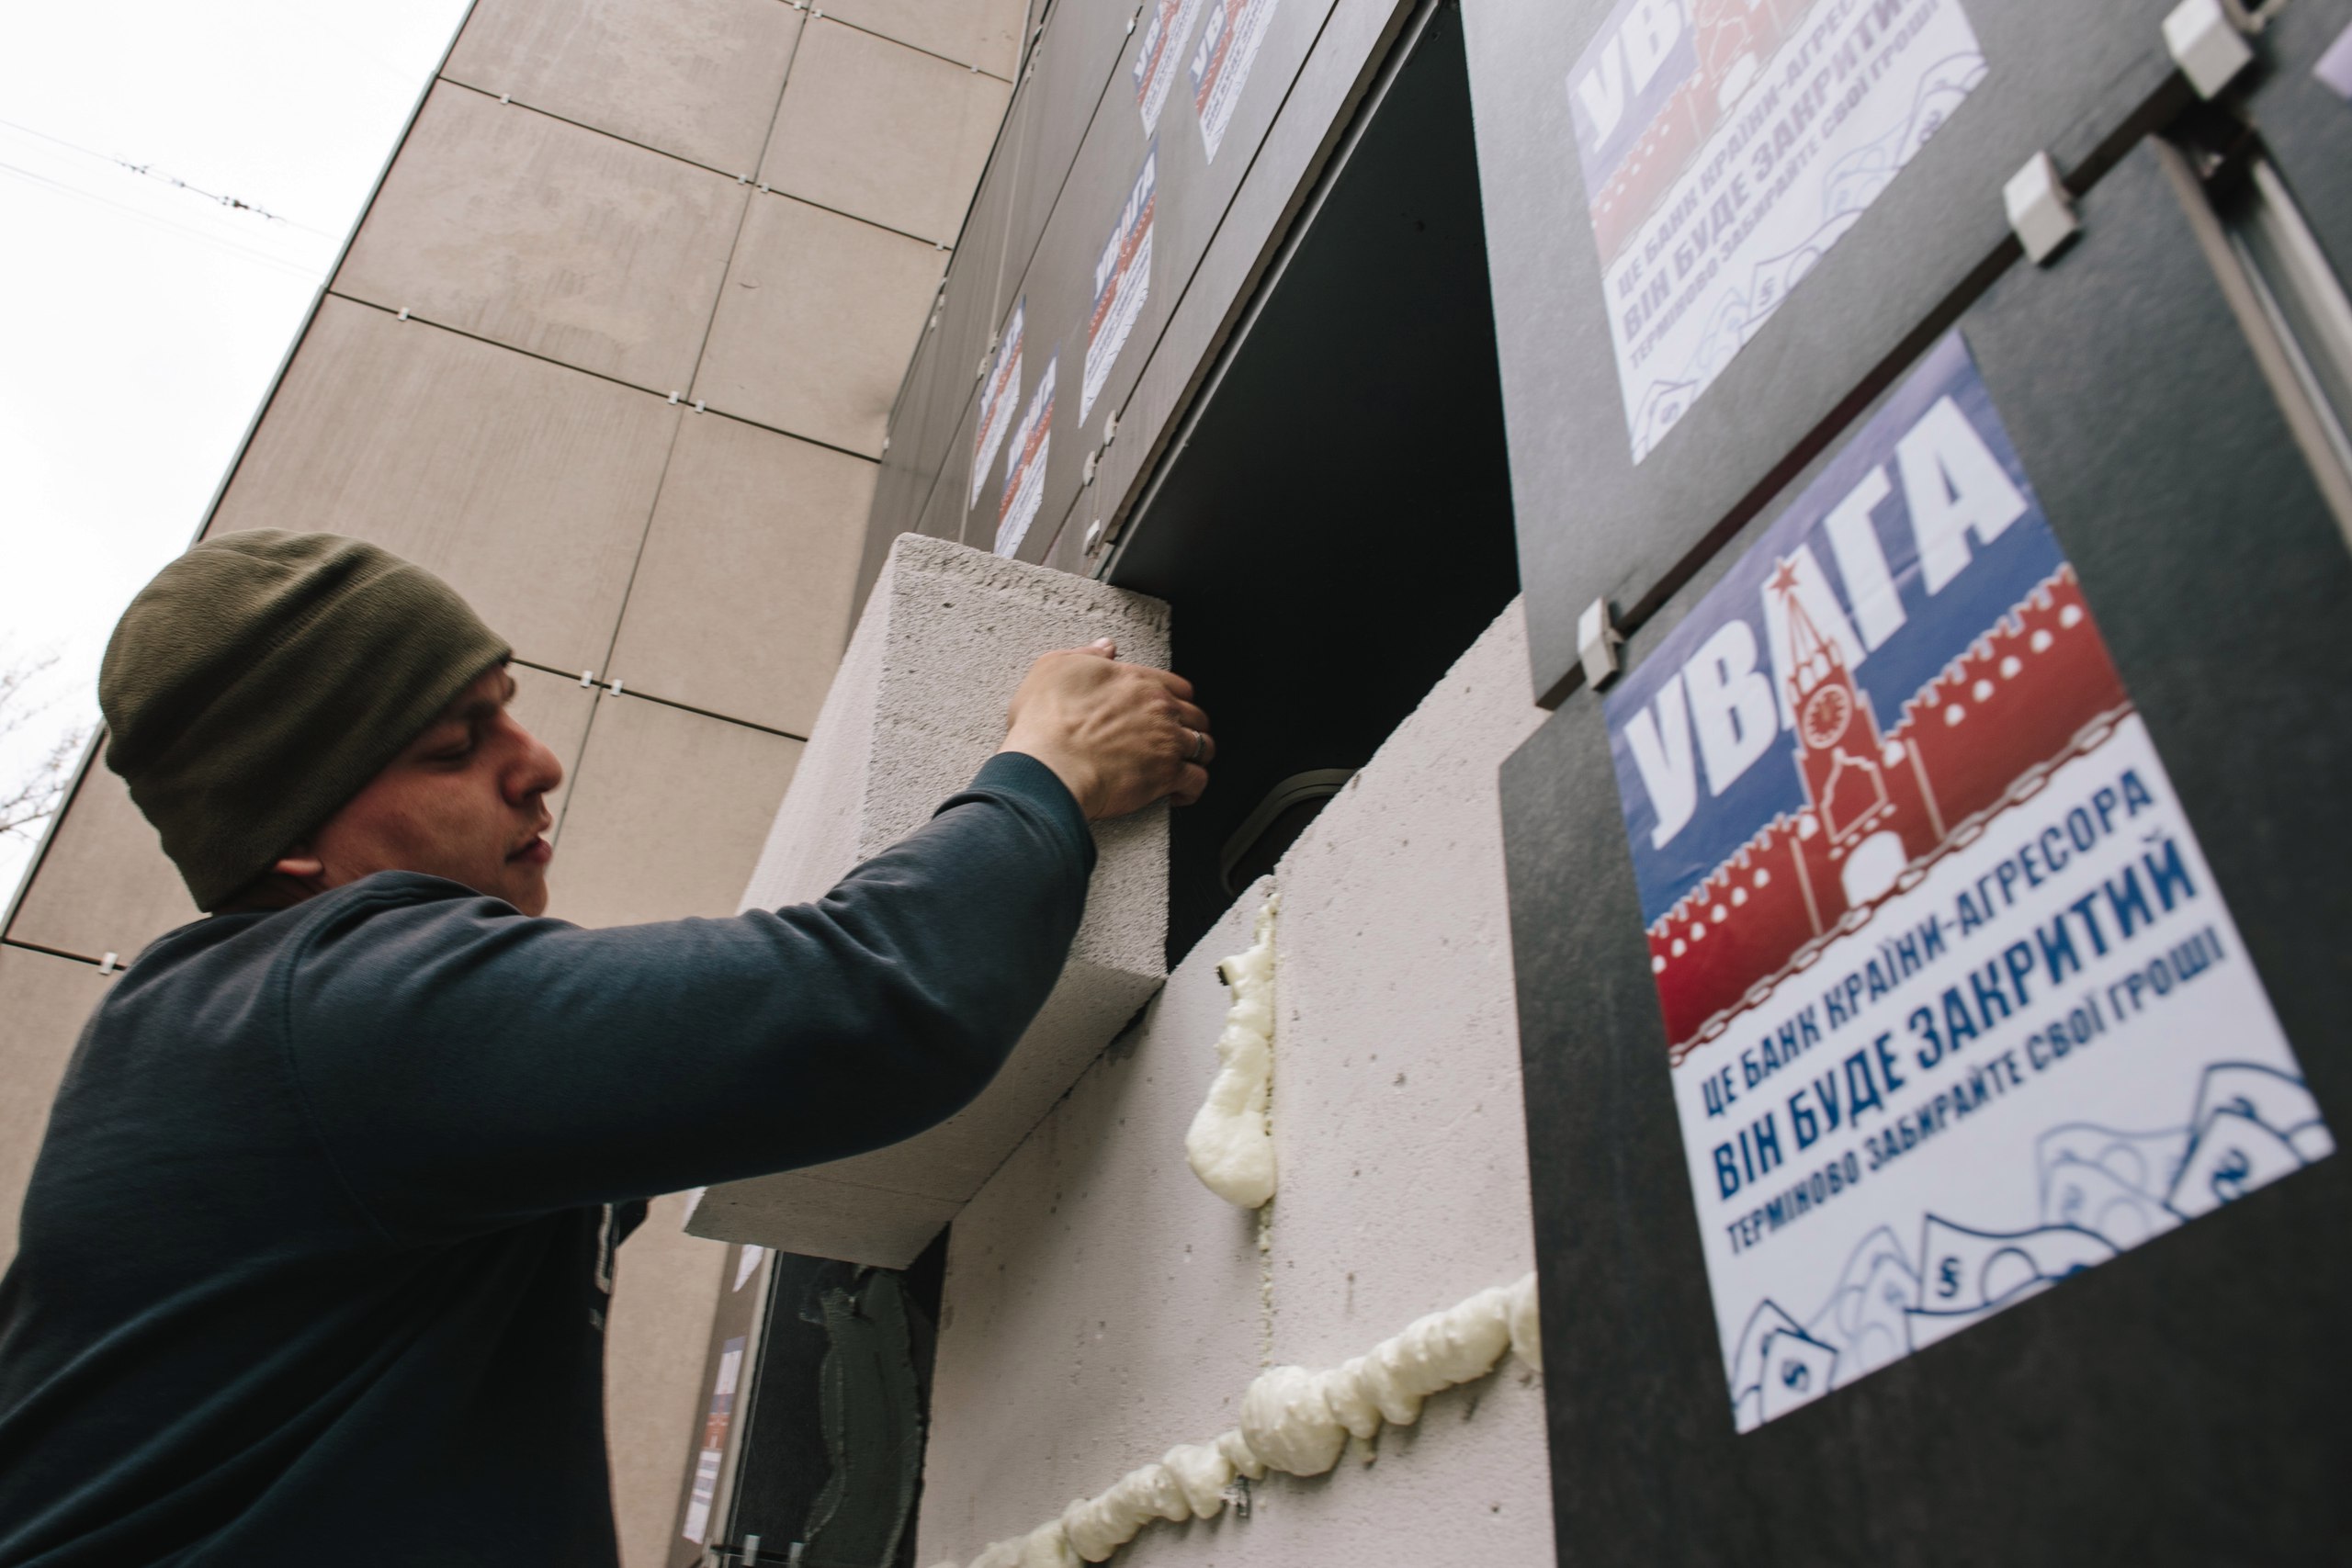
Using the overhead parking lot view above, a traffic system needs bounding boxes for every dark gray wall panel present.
[929,392,986,547]
[929,88,1028,499]
[990,88,1125,559]
[1003,0,1139,328]
[2242,0,2352,275]
[1502,140,2352,1564]
[1105,3,1519,957]
[1001,0,1351,562]
[1463,0,2199,706]
[1041,488,1091,573]
[1091,0,1421,560]
[861,81,1029,618]
[863,287,947,606]
[869,0,1422,586]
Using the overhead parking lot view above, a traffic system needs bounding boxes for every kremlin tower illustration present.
[1648,561,2132,1060]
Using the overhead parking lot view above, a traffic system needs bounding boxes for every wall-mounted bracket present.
[1576,598,1625,690]
[2165,0,2255,97]
[2004,152,2080,265]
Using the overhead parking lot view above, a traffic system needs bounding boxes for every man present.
[0,530,1213,1566]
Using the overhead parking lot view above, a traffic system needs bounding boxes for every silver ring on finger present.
[1188,728,1208,764]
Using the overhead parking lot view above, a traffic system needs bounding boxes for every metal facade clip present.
[2164,0,2255,98]
[1577,598,1625,691]
[2003,152,2079,265]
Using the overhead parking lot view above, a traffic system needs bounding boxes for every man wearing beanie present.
[0,531,1215,1567]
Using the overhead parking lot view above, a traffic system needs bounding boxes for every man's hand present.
[1001,639,1213,819]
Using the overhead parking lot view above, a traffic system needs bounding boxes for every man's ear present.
[270,844,325,882]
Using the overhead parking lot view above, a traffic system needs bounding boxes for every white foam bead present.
[1017,1520,1081,1568]
[1215,1426,1266,1481]
[1239,1364,1349,1476]
[1160,1438,1238,1517]
[1316,1356,1385,1440]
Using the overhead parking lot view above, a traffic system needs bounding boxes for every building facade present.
[2,1,1026,1562]
[6,0,2350,1565]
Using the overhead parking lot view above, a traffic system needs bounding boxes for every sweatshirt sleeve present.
[282,752,1096,1243]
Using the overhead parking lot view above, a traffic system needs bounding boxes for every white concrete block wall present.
[915,599,1553,1567]
[920,888,1271,1554]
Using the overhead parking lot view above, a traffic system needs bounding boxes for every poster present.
[1135,0,1211,133]
[1566,0,1987,462]
[1084,146,1157,425]
[681,1335,746,1543]
[1190,0,1281,163]
[1602,332,2331,1434]
[971,298,1025,511]
[997,349,1056,558]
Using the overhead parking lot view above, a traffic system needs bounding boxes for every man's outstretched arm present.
[286,643,1215,1244]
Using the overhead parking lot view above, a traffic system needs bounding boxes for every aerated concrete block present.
[687,534,1170,1265]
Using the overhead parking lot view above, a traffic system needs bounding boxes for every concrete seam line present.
[931,1272,1543,1568]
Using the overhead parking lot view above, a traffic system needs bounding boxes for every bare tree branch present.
[0,647,92,842]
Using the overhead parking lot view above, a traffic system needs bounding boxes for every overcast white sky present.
[0,0,473,907]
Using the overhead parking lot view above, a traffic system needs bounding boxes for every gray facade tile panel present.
[760,18,1012,246]
[442,0,804,175]
[6,764,197,964]
[604,414,877,736]
[693,194,948,457]
[548,694,801,929]
[334,84,750,393]
[209,297,681,677]
[820,0,1031,78]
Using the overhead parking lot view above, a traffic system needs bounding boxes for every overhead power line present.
[0,158,322,280]
[0,115,336,241]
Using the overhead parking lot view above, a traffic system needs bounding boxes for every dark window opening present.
[719,1231,949,1568]
[1106,1,1521,964]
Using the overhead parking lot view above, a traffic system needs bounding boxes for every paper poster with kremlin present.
[1601,331,2332,1433]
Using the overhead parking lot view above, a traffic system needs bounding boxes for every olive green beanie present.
[99,531,512,910]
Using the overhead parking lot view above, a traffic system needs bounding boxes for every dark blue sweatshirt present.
[0,753,1093,1567]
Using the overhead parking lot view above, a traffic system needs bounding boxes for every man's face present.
[297,665,564,916]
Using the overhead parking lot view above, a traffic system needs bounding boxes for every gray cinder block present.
[686,534,1170,1265]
